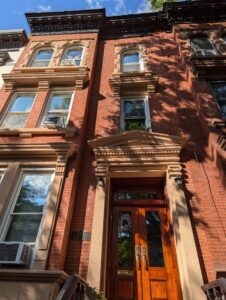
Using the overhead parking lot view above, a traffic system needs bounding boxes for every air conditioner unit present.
[43,115,63,129]
[0,242,31,266]
[62,59,75,66]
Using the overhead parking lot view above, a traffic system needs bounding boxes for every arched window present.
[61,47,83,66]
[121,51,142,72]
[190,37,217,56]
[29,48,54,67]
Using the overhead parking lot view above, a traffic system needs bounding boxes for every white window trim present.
[121,50,144,72]
[0,168,55,249]
[60,46,84,66]
[120,96,151,131]
[191,38,218,56]
[38,91,75,128]
[0,92,36,129]
[28,48,54,67]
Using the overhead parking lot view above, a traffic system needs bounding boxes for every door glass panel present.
[114,191,157,200]
[145,211,164,267]
[117,212,133,268]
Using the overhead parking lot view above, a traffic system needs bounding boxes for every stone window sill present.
[0,127,77,138]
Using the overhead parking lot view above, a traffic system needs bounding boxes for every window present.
[210,82,226,118]
[1,171,53,244]
[121,51,142,72]
[191,37,218,56]
[0,170,5,183]
[0,94,35,128]
[29,48,53,67]
[41,92,73,127]
[61,47,83,66]
[121,97,151,131]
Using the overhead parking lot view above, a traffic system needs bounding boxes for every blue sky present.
[0,0,151,32]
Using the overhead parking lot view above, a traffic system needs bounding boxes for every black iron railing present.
[56,274,103,300]
[202,277,226,300]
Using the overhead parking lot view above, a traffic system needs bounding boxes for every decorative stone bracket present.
[0,51,10,66]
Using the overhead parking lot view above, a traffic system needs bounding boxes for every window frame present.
[28,48,54,67]
[39,91,74,128]
[0,92,36,129]
[190,37,218,56]
[0,168,55,247]
[209,81,226,119]
[60,46,84,66]
[0,169,5,183]
[120,96,151,131]
[121,50,143,73]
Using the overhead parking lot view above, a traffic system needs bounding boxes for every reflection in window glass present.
[114,191,157,200]
[5,173,52,243]
[61,48,83,66]
[211,82,226,118]
[123,99,146,131]
[191,37,217,56]
[0,94,35,128]
[30,49,53,67]
[117,212,133,268]
[122,52,141,72]
[146,211,164,267]
[41,93,73,127]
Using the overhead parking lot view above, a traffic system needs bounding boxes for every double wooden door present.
[108,206,182,300]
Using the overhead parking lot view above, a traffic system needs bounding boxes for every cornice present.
[109,71,158,97]
[25,1,226,38]
[2,66,89,91]
[190,56,226,80]
[0,29,28,50]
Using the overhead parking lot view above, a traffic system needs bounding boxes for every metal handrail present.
[202,277,226,300]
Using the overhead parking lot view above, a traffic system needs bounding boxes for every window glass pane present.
[114,191,157,200]
[124,100,145,118]
[66,48,82,59]
[1,114,28,128]
[49,94,71,111]
[5,215,42,242]
[117,212,133,268]
[11,95,35,112]
[123,53,139,64]
[191,38,215,50]
[36,50,53,60]
[146,211,164,267]
[14,174,52,213]
[211,83,226,101]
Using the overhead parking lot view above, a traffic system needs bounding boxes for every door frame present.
[106,179,182,300]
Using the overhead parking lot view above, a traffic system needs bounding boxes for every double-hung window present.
[61,47,83,66]
[1,171,53,244]
[210,82,226,118]
[29,48,53,67]
[0,94,35,128]
[121,97,151,131]
[41,92,73,128]
[191,37,218,56]
[121,51,142,72]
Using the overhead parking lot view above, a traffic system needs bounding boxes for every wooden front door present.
[107,182,182,300]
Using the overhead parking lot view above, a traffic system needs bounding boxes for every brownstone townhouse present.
[0,1,225,299]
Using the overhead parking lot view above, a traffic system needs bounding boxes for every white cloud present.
[136,0,150,13]
[84,0,109,9]
[38,5,52,12]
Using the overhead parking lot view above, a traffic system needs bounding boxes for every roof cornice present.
[0,29,28,50]
[25,1,226,38]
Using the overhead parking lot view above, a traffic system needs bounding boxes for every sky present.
[0,0,151,32]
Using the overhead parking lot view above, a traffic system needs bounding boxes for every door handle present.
[141,245,148,270]
[135,245,141,270]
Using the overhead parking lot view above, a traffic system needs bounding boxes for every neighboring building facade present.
[0,1,225,299]
[0,30,28,87]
